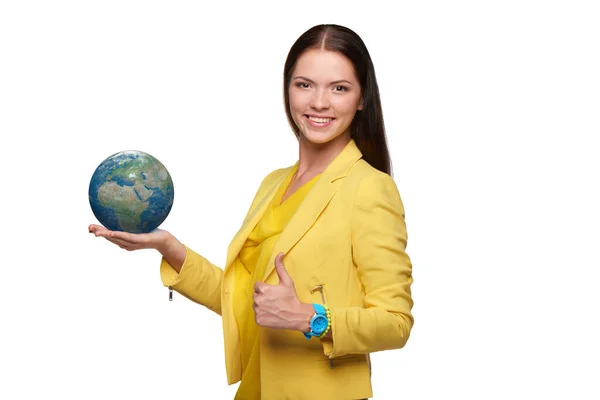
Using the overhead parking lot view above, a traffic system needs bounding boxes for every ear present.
[357,97,364,111]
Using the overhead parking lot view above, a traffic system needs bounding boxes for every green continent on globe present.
[97,181,150,233]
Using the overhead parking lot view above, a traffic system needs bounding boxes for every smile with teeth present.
[307,115,334,123]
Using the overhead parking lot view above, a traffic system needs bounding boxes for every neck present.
[295,133,351,180]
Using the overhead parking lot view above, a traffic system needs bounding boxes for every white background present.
[1,1,599,399]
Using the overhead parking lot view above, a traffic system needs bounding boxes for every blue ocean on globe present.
[89,151,174,233]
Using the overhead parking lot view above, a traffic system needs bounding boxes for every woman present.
[90,24,414,400]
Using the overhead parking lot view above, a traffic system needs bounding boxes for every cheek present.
[331,96,361,116]
[289,90,307,113]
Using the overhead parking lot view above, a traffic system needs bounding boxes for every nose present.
[310,88,330,110]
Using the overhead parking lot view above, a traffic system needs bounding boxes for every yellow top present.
[232,164,321,399]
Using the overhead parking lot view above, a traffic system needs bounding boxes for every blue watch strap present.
[303,303,328,340]
[312,303,326,315]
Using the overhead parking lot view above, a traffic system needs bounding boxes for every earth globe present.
[89,150,174,233]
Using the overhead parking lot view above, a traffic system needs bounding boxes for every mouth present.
[305,115,335,127]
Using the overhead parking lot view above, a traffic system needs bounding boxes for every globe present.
[89,150,174,233]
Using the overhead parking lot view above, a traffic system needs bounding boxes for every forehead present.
[293,49,358,82]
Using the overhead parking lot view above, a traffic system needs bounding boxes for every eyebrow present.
[293,76,354,86]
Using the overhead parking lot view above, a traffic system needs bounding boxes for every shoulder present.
[348,159,398,192]
[349,159,390,179]
[249,165,294,199]
[259,165,294,187]
[243,165,293,212]
[348,160,405,213]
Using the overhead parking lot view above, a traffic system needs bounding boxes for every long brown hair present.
[283,24,392,176]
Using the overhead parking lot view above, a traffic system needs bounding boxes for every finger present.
[254,282,266,294]
[89,224,110,235]
[274,253,293,286]
[93,230,114,239]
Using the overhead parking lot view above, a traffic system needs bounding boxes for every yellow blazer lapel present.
[262,139,363,281]
[224,165,296,271]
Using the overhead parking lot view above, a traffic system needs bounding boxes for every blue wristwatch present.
[303,303,328,339]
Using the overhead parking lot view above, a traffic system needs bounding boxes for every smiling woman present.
[90,23,413,400]
[283,24,390,177]
[288,49,364,147]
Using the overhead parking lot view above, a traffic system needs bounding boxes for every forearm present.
[158,234,186,273]
[327,306,412,356]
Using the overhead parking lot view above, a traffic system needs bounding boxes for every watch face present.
[311,315,328,334]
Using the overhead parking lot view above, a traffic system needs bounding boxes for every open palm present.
[88,224,171,252]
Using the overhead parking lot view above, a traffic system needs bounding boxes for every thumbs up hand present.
[253,253,314,332]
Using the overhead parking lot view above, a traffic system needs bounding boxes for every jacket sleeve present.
[158,169,280,316]
[321,173,414,358]
[160,246,224,315]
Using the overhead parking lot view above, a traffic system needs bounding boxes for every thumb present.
[274,253,293,286]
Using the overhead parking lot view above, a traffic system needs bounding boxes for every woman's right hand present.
[88,224,173,253]
[89,224,187,271]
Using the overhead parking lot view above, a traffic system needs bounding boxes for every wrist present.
[158,234,186,273]
[297,302,315,332]
[157,232,176,255]
[300,303,331,340]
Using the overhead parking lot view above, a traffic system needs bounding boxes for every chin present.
[302,135,333,145]
[300,129,347,146]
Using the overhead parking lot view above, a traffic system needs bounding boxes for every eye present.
[296,82,310,89]
[333,85,348,92]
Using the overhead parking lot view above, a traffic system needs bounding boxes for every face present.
[288,49,363,147]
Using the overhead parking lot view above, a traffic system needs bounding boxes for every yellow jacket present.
[160,139,414,399]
